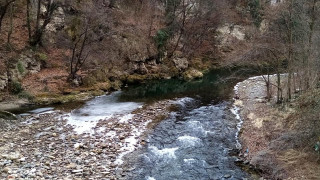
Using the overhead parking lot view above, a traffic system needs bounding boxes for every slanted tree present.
[0,0,16,31]
[6,1,13,49]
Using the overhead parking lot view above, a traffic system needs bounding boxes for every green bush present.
[17,61,25,74]
[154,29,170,49]
[10,81,23,94]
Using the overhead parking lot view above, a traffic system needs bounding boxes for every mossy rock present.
[147,74,162,80]
[95,82,112,91]
[34,92,93,105]
[126,74,147,84]
[182,68,203,81]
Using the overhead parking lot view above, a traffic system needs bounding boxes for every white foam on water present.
[149,146,179,159]
[187,121,206,135]
[233,81,244,149]
[115,120,151,165]
[183,158,196,164]
[172,97,194,107]
[177,135,201,146]
[146,177,156,180]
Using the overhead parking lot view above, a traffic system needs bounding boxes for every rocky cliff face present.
[0,51,42,91]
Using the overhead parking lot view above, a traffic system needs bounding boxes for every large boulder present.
[173,57,189,71]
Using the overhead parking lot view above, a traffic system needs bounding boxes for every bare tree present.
[29,0,57,46]
[68,26,90,85]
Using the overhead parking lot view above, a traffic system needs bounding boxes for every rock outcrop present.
[0,51,42,91]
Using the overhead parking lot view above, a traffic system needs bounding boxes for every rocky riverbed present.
[0,98,174,180]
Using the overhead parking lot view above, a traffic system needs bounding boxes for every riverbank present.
[0,97,175,179]
[235,75,320,179]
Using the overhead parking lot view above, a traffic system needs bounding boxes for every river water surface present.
[125,98,249,180]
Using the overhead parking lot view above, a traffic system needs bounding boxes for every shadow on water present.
[119,68,250,105]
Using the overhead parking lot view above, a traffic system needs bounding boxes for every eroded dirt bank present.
[235,75,320,180]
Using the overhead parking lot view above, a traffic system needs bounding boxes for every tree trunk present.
[69,27,89,83]
[7,2,13,46]
[169,0,186,57]
[36,0,41,30]
[277,70,281,103]
[306,0,317,89]
[287,0,293,101]
[26,0,32,40]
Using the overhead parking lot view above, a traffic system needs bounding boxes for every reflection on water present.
[120,70,234,104]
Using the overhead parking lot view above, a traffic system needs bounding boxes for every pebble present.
[3,167,11,173]
[72,169,83,173]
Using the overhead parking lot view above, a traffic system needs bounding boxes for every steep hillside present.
[0,0,253,105]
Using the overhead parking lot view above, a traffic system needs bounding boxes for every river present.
[11,69,258,179]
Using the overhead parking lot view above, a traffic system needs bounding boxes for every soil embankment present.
[235,75,320,179]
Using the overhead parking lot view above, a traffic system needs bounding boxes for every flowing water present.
[124,98,250,180]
